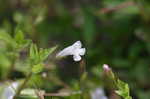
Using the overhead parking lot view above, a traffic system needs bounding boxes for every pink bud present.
[103,64,115,79]
[103,64,111,72]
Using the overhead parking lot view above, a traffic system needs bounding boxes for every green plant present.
[115,79,132,99]
[103,64,132,99]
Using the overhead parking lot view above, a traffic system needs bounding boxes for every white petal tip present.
[73,55,81,61]
[81,48,86,55]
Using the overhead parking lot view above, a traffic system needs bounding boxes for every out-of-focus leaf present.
[14,29,31,50]
[29,44,57,65]
[13,12,24,23]
[80,72,88,82]
[137,91,150,99]
[117,5,139,15]
[112,58,130,68]
[82,8,96,45]
[0,30,16,47]
[14,30,24,44]
[128,42,142,60]
[0,54,11,79]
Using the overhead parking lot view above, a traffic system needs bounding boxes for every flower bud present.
[103,64,111,73]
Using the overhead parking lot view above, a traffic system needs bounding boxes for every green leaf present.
[14,30,31,50]
[29,44,57,65]
[39,46,57,61]
[115,79,132,99]
[32,63,44,74]
[30,44,39,59]
[29,44,39,64]
[14,30,24,44]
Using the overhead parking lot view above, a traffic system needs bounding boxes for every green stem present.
[13,72,32,99]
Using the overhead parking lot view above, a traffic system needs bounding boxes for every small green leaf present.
[29,43,40,64]
[32,63,44,74]
[14,30,31,50]
[39,46,57,61]
[29,44,39,59]
[14,30,24,44]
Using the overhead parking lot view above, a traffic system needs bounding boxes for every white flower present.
[56,41,86,61]
[91,88,108,99]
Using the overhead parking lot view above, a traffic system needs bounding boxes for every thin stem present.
[13,72,32,99]
[79,60,86,99]
[79,60,86,75]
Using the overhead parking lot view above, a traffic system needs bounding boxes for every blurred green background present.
[0,0,150,99]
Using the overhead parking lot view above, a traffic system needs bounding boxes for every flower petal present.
[56,40,85,62]
[73,55,81,61]
[77,48,86,56]
[72,41,82,49]
[56,46,73,57]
